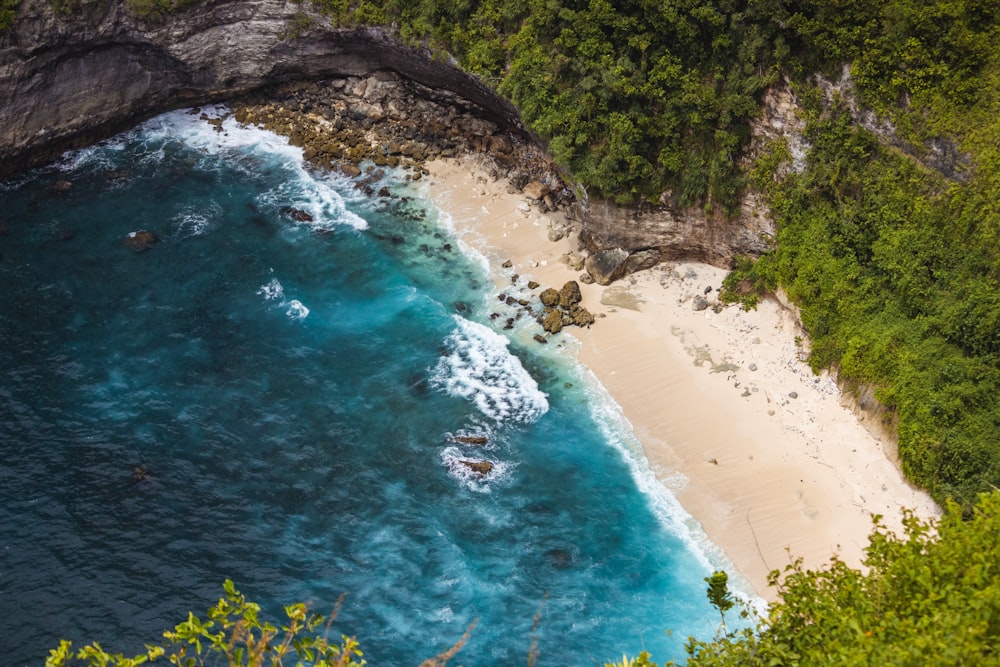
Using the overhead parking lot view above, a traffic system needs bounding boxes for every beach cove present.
[424,155,941,600]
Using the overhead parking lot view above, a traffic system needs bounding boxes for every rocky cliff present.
[0,0,529,175]
[1,0,780,273]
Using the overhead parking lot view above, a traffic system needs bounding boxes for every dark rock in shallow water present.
[545,548,574,569]
[459,460,493,476]
[281,207,313,222]
[124,230,158,252]
[452,435,488,445]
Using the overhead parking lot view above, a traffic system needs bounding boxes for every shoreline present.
[421,154,940,601]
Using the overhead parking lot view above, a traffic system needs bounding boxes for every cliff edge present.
[1,0,778,271]
[0,0,529,175]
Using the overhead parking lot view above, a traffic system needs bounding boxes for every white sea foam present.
[257,275,308,320]
[54,134,129,173]
[256,175,367,233]
[579,367,761,603]
[286,300,310,320]
[172,201,221,238]
[430,316,548,423]
[257,277,285,301]
[138,106,367,231]
[440,445,512,493]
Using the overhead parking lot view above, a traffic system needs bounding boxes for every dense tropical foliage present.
[667,491,1000,666]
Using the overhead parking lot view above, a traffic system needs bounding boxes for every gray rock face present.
[584,248,630,286]
[581,199,775,270]
[0,0,531,175]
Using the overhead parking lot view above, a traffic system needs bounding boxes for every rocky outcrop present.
[575,81,808,274]
[0,0,532,176]
[579,195,776,272]
[814,65,972,182]
[1,0,784,275]
[537,280,594,335]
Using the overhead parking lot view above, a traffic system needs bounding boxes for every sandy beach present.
[422,155,940,601]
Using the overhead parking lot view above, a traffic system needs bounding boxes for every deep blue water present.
[0,108,725,666]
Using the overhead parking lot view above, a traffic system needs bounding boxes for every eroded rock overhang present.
[0,0,529,176]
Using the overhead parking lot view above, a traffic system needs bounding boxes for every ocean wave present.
[256,175,366,233]
[286,300,310,320]
[430,316,548,423]
[257,275,309,321]
[53,133,130,174]
[257,277,285,301]
[171,201,221,239]
[139,106,367,231]
[578,368,760,599]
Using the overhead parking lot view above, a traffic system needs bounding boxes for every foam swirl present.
[430,317,548,423]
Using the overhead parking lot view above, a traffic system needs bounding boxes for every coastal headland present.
[1,0,940,600]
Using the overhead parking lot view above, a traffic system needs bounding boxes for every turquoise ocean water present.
[0,108,727,666]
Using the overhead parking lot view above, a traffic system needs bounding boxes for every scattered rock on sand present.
[522,181,551,200]
[539,288,561,307]
[558,280,582,308]
[542,308,564,334]
[585,248,630,285]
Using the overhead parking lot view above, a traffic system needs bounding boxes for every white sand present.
[421,155,940,601]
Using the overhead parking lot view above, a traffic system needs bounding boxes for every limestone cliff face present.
[1,0,785,271]
[0,0,528,175]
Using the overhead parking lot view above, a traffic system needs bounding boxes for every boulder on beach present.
[542,308,564,334]
[584,248,630,285]
[569,304,595,327]
[522,180,551,200]
[559,280,582,308]
[539,288,561,308]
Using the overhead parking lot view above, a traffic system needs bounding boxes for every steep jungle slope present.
[345,0,1000,510]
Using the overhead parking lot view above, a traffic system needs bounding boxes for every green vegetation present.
[0,0,18,32]
[315,0,788,210]
[46,579,471,667]
[723,2,1000,511]
[46,579,369,666]
[665,491,1000,666]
